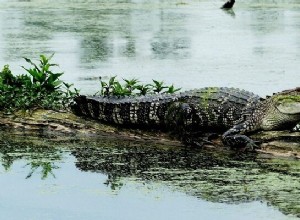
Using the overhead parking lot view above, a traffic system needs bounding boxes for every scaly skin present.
[72,87,300,149]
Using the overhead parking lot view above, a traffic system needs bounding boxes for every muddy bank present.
[0,109,299,158]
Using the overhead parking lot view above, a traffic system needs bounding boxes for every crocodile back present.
[72,87,261,131]
[170,87,261,131]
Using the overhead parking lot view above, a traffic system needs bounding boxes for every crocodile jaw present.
[260,88,300,130]
[261,106,300,131]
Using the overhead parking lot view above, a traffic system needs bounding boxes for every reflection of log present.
[70,140,300,218]
[0,109,299,158]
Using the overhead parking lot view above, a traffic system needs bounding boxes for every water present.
[1,0,300,219]
[0,0,300,95]
[0,133,299,219]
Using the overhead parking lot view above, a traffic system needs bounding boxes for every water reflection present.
[1,133,300,217]
[249,9,284,35]
[222,9,236,17]
[1,0,300,94]
[151,10,191,59]
[1,1,300,219]
[25,161,59,179]
[71,141,300,217]
[81,36,114,62]
[0,136,62,179]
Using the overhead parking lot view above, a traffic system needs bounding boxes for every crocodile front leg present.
[222,123,259,150]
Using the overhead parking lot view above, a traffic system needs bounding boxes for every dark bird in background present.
[221,0,235,9]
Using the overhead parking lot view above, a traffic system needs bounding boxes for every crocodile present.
[72,87,300,149]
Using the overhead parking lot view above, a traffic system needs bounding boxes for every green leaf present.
[151,80,167,93]
[101,81,107,87]
[63,82,73,89]
[109,76,117,86]
[124,78,138,86]
[40,55,48,66]
[166,84,181,94]
[136,84,151,95]
[47,73,63,83]
[23,57,33,65]
[23,57,41,72]
[52,80,63,88]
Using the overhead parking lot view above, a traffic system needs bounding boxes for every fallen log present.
[0,109,299,158]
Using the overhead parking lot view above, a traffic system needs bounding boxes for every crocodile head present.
[260,87,300,130]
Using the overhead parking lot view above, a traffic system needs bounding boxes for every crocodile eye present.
[276,102,300,114]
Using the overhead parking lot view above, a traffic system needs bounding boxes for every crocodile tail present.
[72,95,105,120]
[72,95,171,126]
[71,95,88,116]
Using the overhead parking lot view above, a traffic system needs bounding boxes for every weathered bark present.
[0,109,299,158]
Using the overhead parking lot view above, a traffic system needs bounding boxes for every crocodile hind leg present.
[166,102,215,147]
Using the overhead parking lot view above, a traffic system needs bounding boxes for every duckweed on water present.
[72,143,300,217]
[1,132,300,217]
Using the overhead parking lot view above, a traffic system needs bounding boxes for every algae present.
[1,130,300,217]
[198,87,219,109]
[71,139,300,218]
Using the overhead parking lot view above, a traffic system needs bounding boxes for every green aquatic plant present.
[0,55,79,112]
[22,54,64,92]
[136,84,151,95]
[99,76,181,96]
[123,78,139,92]
[100,76,131,96]
[166,84,181,94]
[0,64,14,85]
[150,79,168,93]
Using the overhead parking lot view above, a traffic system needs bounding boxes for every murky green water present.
[0,0,300,95]
[1,0,300,219]
[0,133,300,219]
